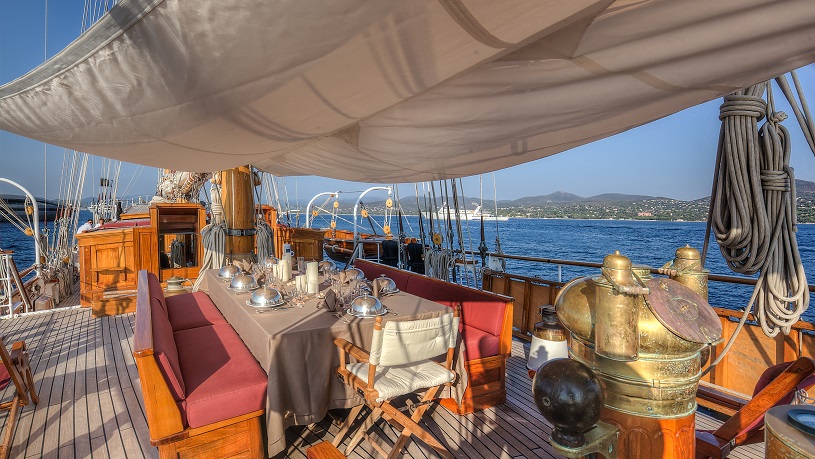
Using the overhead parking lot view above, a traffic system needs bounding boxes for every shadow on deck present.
[0,308,764,459]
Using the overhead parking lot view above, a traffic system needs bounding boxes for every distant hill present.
[584,193,660,202]
[797,179,815,195]
[52,178,815,222]
[507,192,583,206]
[501,192,664,207]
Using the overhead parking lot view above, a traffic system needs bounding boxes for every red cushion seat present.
[166,292,228,331]
[174,324,268,429]
[460,300,506,338]
[0,364,10,392]
[462,326,500,360]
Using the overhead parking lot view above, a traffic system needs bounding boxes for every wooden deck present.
[0,306,764,459]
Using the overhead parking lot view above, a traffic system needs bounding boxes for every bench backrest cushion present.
[405,274,507,338]
[147,272,168,316]
[151,297,186,401]
[354,259,411,291]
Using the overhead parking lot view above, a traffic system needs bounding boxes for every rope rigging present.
[251,168,275,262]
[704,80,809,340]
[193,180,226,292]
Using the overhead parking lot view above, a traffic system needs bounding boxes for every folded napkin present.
[317,288,338,312]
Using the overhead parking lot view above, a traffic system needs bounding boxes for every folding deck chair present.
[696,356,815,459]
[0,337,39,459]
[333,307,460,459]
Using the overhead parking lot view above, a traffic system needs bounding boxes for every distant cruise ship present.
[422,203,509,222]
[0,194,58,222]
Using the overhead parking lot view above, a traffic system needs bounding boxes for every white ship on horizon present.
[423,203,509,222]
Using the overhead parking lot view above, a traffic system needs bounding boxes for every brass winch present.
[554,249,722,459]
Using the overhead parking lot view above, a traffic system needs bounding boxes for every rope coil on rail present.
[255,217,275,262]
[193,183,227,292]
[707,83,808,338]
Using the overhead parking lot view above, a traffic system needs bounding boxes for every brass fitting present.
[555,250,722,419]
[663,245,709,300]
[594,252,645,361]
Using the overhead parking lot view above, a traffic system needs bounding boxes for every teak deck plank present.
[73,307,93,459]
[0,307,768,459]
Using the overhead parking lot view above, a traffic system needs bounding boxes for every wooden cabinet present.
[76,202,327,317]
[273,226,325,261]
[77,228,145,317]
[77,203,205,317]
[149,203,206,282]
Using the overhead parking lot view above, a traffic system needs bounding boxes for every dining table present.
[198,268,468,457]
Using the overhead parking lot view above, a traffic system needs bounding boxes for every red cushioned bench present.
[134,270,267,458]
[354,259,513,414]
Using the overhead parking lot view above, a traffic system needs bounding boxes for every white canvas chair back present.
[369,312,458,367]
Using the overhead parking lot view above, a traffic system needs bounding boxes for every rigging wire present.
[43,0,48,227]
[456,178,476,287]
[493,172,506,271]
[253,169,276,262]
[120,164,145,198]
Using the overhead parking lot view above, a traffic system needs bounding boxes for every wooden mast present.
[220,166,256,262]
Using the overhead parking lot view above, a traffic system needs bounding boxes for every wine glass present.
[261,256,279,289]
[296,256,306,273]
[293,274,307,307]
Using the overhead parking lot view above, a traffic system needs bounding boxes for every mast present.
[219,166,255,262]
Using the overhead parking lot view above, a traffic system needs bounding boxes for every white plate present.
[228,285,258,293]
[345,307,389,318]
[246,299,285,308]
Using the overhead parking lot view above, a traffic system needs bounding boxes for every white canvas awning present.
[1,0,815,181]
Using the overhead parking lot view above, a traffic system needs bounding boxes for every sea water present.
[323,215,815,323]
[2,214,813,323]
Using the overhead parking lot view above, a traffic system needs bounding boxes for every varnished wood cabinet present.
[149,203,206,282]
[273,226,325,261]
[77,228,148,317]
[77,203,205,317]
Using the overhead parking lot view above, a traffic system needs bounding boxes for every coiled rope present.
[256,217,275,261]
[705,82,808,338]
[170,239,185,268]
[426,248,454,281]
[192,222,226,292]
[193,183,227,291]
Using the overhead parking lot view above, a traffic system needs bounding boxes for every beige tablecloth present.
[199,269,467,457]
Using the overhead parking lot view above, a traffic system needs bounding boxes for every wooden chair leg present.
[382,405,453,459]
[0,397,21,459]
[9,342,37,406]
[18,355,37,405]
[332,404,364,447]
[345,406,383,456]
[386,386,450,459]
[24,364,38,406]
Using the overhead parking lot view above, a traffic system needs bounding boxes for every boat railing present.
[473,250,815,292]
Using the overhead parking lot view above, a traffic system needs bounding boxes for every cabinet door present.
[89,236,134,289]
[135,228,158,274]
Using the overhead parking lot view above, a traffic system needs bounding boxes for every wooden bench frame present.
[133,271,265,458]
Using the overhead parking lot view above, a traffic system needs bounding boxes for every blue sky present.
[1,1,814,204]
